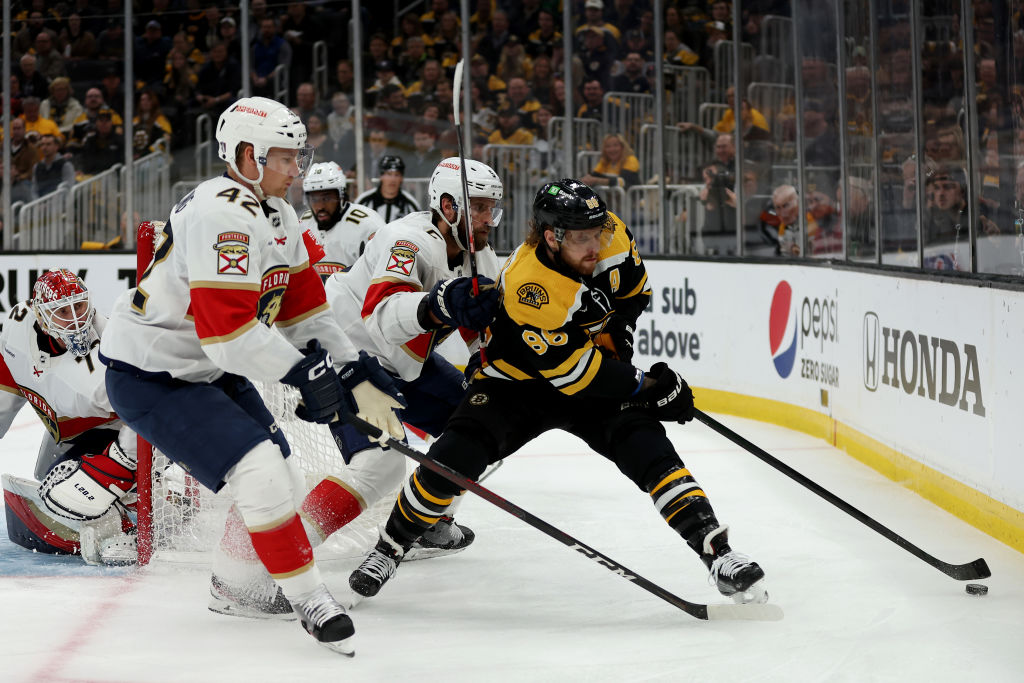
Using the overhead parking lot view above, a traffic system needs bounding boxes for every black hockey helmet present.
[379,154,405,175]
[533,178,610,242]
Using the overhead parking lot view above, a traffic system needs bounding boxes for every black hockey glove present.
[594,314,635,363]
[281,339,345,423]
[424,276,500,330]
[638,362,695,423]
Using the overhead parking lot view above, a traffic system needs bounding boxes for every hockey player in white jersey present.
[209,157,505,617]
[336,157,505,595]
[99,96,406,655]
[1,269,138,566]
[298,161,386,280]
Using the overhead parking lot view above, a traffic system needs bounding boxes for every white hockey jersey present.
[298,200,385,279]
[0,303,120,444]
[101,175,359,384]
[324,210,501,381]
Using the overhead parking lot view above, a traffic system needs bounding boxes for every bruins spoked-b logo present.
[517,282,549,309]
[469,392,489,406]
[214,231,250,275]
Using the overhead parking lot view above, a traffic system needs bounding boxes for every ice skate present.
[403,516,475,561]
[701,526,768,604]
[79,509,138,566]
[349,534,403,597]
[291,584,355,656]
[208,573,296,621]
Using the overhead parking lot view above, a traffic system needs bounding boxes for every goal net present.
[134,221,407,565]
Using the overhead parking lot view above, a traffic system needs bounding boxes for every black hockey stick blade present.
[340,412,783,622]
[693,410,991,581]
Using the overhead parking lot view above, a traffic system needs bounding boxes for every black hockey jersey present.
[479,213,651,398]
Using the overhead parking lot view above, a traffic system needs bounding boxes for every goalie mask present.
[32,269,96,357]
[428,157,503,251]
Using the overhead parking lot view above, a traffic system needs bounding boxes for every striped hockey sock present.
[387,469,458,550]
[647,466,720,552]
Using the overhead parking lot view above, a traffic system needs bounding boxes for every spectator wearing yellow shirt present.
[581,134,641,190]
[677,87,770,144]
[20,97,64,146]
[488,108,535,146]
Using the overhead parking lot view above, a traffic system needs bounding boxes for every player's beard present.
[316,204,343,231]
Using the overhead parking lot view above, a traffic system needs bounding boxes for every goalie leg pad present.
[3,473,81,554]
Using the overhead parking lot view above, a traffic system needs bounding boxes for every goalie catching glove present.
[634,362,695,423]
[420,276,500,331]
[338,351,407,444]
[40,439,136,521]
[282,339,346,423]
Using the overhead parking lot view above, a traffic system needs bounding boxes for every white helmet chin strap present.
[442,195,468,251]
[231,147,268,201]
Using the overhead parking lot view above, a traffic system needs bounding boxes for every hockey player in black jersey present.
[350,178,769,605]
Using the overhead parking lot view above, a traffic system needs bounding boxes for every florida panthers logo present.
[214,232,250,275]
[517,283,549,309]
[257,266,289,326]
[386,245,417,276]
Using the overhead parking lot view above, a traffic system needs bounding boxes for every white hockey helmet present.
[303,161,349,204]
[428,157,503,249]
[31,269,95,357]
[216,96,313,199]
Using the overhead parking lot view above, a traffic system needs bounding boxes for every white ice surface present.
[2,404,1022,683]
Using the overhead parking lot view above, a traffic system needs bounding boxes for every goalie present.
[1,269,138,566]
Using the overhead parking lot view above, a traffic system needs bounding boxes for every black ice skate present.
[403,516,475,561]
[208,574,296,621]
[701,526,768,604]
[291,584,356,656]
[349,534,403,597]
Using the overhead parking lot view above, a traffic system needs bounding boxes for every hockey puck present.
[965,583,989,596]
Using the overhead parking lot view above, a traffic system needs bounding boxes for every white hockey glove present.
[39,439,137,521]
[338,352,407,444]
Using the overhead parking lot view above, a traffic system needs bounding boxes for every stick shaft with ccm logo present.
[693,409,991,581]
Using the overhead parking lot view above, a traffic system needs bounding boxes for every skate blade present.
[403,544,470,562]
[317,635,355,656]
[208,598,297,621]
[339,589,364,611]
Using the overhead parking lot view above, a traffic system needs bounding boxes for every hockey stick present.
[452,58,488,364]
[343,412,783,622]
[692,409,991,581]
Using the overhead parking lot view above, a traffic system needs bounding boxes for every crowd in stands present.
[0,1,1019,269]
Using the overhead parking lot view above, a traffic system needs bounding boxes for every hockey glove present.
[594,314,635,363]
[638,362,695,423]
[281,339,345,423]
[463,350,482,383]
[338,351,407,444]
[40,440,136,521]
[425,276,500,330]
